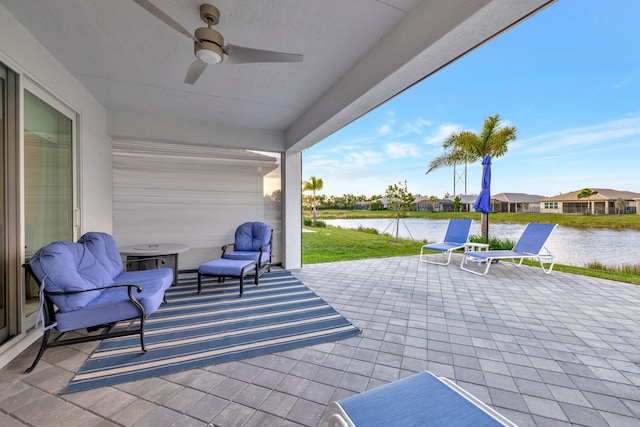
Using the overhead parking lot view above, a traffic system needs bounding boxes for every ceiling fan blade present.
[132,0,200,44]
[184,60,208,84]
[225,44,303,64]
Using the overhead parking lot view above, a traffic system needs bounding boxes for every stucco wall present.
[0,3,112,234]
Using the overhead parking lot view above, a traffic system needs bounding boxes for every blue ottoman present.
[197,259,258,296]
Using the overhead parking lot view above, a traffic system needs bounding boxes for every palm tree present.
[429,195,437,211]
[425,114,517,240]
[577,188,598,215]
[303,176,324,223]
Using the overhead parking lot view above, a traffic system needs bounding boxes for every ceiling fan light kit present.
[194,28,224,64]
[133,1,303,84]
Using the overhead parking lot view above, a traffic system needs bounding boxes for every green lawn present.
[302,226,422,264]
[302,225,640,286]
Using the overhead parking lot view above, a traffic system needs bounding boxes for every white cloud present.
[399,118,433,136]
[378,124,393,135]
[344,150,386,167]
[521,115,640,155]
[424,123,463,145]
[385,142,421,158]
[614,74,638,89]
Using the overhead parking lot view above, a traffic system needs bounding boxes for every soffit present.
[1,0,555,151]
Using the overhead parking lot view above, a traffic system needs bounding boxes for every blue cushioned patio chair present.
[328,371,516,427]
[461,222,557,276]
[222,221,272,276]
[23,232,172,373]
[419,219,472,265]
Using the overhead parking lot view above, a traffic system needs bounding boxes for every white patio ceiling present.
[1,0,555,152]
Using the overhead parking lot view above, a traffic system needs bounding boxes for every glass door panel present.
[23,89,74,316]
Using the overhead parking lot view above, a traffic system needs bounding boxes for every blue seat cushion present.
[115,268,174,292]
[54,279,167,332]
[222,250,270,263]
[29,241,114,312]
[199,259,256,276]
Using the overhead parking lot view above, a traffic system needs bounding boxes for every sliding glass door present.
[23,85,76,318]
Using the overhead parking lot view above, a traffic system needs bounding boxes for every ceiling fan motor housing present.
[194,27,224,63]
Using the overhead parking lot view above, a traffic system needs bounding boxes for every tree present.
[615,197,628,215]
[429,195,438,211]
[384,181,416,240]
[425,114,517,240]
[303,176,324,223]
[577,188,598,215]
[453,195,462,212]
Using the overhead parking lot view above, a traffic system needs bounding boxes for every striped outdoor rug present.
[62,270,360,393]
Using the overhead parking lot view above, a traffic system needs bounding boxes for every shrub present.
[469,235,515,250]
[303,219,326,227]
[357,225,379,235]
[586,261,640,275]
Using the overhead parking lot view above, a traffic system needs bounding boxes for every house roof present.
[0,0,556,152]
[493,192,546,202]
[541,188,640,202]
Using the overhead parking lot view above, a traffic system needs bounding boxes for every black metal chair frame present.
[23,263,148,374]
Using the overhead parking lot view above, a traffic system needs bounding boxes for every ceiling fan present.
[132,0,303,84]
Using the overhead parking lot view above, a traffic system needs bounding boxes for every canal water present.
[325,218,640,267]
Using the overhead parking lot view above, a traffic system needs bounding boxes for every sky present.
[302,0,640,199]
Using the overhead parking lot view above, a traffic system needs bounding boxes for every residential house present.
[540,188,640,214]
[492,192,545,213]
[457,194,479,212]
[0,0,556,368]
[415,196,453,212]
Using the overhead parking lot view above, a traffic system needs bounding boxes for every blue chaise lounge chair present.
[328,371,516,427]
[460,222,557,276]
[419,219,472,265]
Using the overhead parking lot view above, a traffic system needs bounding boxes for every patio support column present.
[282,151,302,270]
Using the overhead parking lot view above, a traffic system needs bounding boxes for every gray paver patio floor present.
[1,255,639,426]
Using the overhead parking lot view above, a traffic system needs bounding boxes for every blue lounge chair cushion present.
[223,250,270,263]
[28,233,174,330]
[54,279,168,332]
[420,219,472,265]
[332,371,510,426]
[78,231,125,278]
[114,269,174,289]
[223,221,272,265]
[233,221,271,252]
[199,258,256,276]
[461,223,557,275]
[29,241,114,312]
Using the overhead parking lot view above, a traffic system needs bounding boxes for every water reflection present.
[325,218,640,267]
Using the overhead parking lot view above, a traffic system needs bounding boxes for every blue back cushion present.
[29,241,114,312]
[78,231,124,278]
[234,222,271,252]
[513,223,557,254]
[443,219,472,244]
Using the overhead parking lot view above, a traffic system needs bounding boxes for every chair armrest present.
[45,282,143,296]
[221,242,235,256]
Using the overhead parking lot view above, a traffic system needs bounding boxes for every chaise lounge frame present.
[460,223,557,276]
[419,219,473,265]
